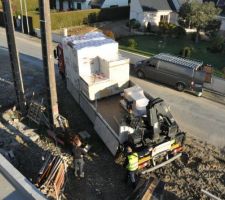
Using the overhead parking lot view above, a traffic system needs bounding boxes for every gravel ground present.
[0,79,224,200]
[0,46,224,200]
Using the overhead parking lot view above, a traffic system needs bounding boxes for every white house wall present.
[143,11,175,26]
[102,0,129,8]
[130,0,177,27]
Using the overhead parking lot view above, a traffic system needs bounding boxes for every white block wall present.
[62,32,129,100]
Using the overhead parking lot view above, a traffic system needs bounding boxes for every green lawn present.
[119,35,225,77]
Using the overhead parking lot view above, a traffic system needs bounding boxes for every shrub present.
[172,26,186,38]
[208,35,225,53]
[129,19,141,29]
[0,0,38,12]
[128,38,138,48]
[146,22,152,32]
[205,19,221,39]
[180,46,193,57]
[27,7,129,30]
[159,22,176,35]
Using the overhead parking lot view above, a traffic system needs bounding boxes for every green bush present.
[159,22,176,35]
[181,46,193,57]
[128,38,138,48]
[172,26,186,38]
[28,6,129,30]
[128,19,141,29]
[0,0,38,12]
[146,22,152,32]
[208,35,225,53]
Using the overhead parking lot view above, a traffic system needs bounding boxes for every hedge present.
[28,6,129,30]
[0,0,39,12]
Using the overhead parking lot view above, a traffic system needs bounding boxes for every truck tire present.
[176,82,185,91]
[137,70,145,79]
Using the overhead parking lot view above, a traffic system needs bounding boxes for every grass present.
[119,35,225,76]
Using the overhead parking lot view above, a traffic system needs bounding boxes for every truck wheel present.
[176,83,185,91]
[137,70,145,79]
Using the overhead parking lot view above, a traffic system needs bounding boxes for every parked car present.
[134,53,207,96]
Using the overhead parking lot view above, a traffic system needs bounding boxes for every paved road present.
[1,28,225,148]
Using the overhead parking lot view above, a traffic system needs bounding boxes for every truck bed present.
[93,94,125,135]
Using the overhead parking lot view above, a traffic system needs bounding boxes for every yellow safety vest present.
[127,153,138,171]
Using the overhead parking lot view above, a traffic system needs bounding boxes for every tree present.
[179,1,221,43]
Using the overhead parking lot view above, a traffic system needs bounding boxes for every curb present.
[202,88,225,105]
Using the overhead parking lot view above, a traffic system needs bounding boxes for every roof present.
[139,0,176,11]
[154,53,203,69]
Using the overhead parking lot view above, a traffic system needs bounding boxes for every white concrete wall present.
[102,0,129,8]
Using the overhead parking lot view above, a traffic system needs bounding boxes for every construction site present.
[0,0,225,200]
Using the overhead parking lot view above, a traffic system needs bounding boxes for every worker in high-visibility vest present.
[125,146,139,188]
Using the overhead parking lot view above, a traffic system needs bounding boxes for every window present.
[146,59,158,68]
[160,15,169,23]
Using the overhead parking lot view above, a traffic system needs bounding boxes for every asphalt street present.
[0,27,225,148]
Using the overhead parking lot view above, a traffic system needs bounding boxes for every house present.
[129,0,179,27]
[52,0,129,10]
[130,0,225,29]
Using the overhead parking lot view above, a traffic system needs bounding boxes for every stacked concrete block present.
[63,32,130,100]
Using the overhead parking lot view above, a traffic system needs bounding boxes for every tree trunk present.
[195,28,200,44]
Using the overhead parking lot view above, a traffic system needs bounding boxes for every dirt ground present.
[0,47,225,200]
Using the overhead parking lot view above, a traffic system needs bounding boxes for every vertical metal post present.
[2,0,26,113]
[23,0,29,34]
[39,0,59,128]
[19,0,24,33]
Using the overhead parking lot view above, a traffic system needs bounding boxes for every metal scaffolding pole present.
[19,0,24,33]
[2,0,26,113]
[39,0,59,128]
[23,0,30,34]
